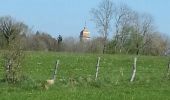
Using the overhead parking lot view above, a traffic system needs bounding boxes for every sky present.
[0,0,169,39]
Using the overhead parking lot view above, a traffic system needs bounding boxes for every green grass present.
[0,51,170,100]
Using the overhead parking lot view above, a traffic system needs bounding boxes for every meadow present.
[0,51,170,100]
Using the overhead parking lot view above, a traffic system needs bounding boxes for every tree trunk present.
[102,37,107,54]
[103,44,106,54]
[136,43,139,55]
[167,61,170,78]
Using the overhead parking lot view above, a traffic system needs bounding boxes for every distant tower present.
[80,24,90,42]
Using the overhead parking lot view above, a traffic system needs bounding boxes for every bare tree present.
[148,32,168,55]
[0,16,28,45]
[115,11,156,55]
[0,16,29,83]
[91,0,114,54]
[113,4,133,53]
[131,13,155,55]
[139,14,155,54]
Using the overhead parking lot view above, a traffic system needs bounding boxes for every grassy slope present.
[0,51,170,100]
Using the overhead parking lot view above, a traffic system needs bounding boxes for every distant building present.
[80,26,90,42]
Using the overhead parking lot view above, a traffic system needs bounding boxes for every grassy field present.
[0,51,170,100]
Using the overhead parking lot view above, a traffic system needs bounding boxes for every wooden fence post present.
[52,60,60,80]
[95,57,100,81]
[130,57,137,82]
[167,60,170,78]
[45,60,60,89]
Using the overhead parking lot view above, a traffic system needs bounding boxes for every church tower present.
[80,26,90,42]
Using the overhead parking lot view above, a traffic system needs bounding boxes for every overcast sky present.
[0,0,169,38]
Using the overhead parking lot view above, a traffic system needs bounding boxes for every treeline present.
[90,0,170,55]
[0,0,170,56]
[0,16,59,51]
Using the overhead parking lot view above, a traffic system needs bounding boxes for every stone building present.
[80,26,90,42]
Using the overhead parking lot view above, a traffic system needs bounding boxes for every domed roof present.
[80,27,90,38]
